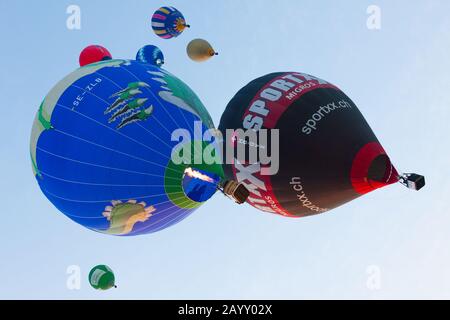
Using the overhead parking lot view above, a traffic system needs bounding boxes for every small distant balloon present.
[136,45,164,67]
[89,265,116,290]
[186,39,218,62]
[79,45,112,67]
[152,6,189,39]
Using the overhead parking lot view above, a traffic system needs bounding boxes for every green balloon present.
[88,265,116,290]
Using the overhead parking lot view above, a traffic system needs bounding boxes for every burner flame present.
[184,168,214,183]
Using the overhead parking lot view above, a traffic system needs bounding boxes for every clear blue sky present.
[0,0,449,299]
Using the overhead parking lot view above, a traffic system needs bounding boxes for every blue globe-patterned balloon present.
[136,45,164,67]
[30,59,223,236]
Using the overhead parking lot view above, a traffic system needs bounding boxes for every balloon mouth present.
[175,20,189,32]
[181,167,220,202]
[350,142,399,195]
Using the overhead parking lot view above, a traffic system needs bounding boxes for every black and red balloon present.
[79,45,112,67]
[219,72,424,218]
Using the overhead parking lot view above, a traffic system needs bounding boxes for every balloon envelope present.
[187,39,217,62]
[79,45,112,67]
[31,60,223,235]
[136,45,164,67]
[219,72,402,218]
[89,265,115,290]
[151,6,188,39]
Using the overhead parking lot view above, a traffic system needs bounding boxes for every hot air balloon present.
[136,45,164,67]
[186,39,218,62]
[79,45,112,67]
[89,265,116,290]
[30,59,239,236]
[218,72,425,218]
[151,6,189,39]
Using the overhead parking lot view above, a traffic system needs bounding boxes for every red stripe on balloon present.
[242,72,338,130]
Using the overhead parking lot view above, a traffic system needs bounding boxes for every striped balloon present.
[151,6,189,39]
[30,60,223,236]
